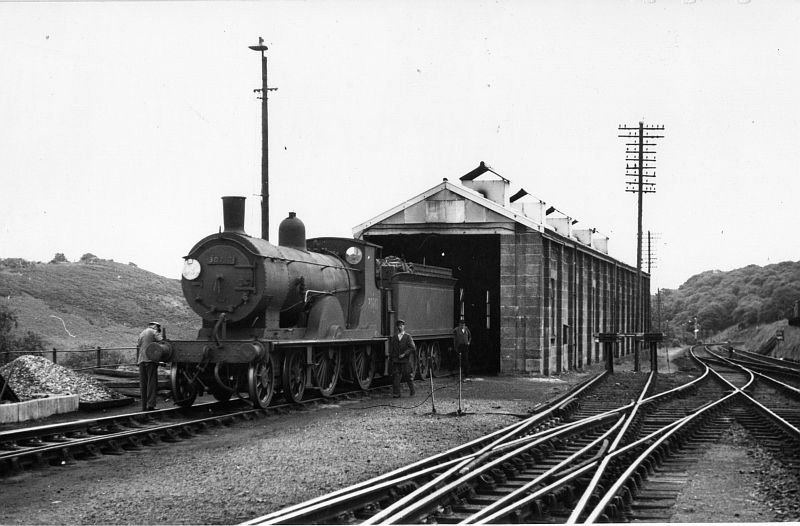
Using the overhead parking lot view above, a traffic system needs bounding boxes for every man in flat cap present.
[137,321,163,411]
[454,318,472,381]
[389,319,416,398]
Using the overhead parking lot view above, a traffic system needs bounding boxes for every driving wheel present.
[248,358,275,408]
[350,345,374,390]
[282,351,306,403]
[312,346,341,397]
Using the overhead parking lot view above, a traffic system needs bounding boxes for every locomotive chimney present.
[222,196,246,234]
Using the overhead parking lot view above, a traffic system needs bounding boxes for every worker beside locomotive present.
[390,319,416,398]
[146,196,456,408]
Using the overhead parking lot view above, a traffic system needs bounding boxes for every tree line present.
[655,261,800,337]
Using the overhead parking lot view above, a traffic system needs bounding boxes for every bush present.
[0,258,35,270]
[50,253,68,264]
[0,305,48,365]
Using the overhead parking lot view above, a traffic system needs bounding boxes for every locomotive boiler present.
[147,196,456,408]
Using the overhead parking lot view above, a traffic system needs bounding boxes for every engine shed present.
[354,162,650,376]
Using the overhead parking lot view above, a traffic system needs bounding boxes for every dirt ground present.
[2,347,797,524]
[0,373,580,525]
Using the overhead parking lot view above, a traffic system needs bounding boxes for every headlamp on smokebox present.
[182,258,201,280]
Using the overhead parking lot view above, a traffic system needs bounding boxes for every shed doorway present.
[365,233,500,374]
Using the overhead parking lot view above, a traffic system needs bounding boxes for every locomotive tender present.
[147,196,456,408]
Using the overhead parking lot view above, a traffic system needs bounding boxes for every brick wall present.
[498,229,646,376]
[499,231,544,373]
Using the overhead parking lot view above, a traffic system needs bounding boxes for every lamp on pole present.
[249,37,270,241]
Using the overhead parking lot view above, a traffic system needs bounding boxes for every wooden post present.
[597,333,618,374]
[644,333,664,373]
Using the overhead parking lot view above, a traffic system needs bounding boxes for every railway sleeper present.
[104,420,126,433]
[0,440,23,451]
[52,447,77,466]
[77,443,102,459]
[518,451,536,468]
[500,460,520,478]
[489,467,508,484]
[0,456,22,475]
[510,497,546,523]
[43,433,70,443]
[161,428,183,443]
[123,436,144,451]
[353,502,383,520]
[102,439,126,455]
[181,424,200,438]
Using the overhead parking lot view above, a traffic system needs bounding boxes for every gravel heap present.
[0,354,125,403]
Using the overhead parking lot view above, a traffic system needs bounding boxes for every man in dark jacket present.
[390,319,416,398]
[137,321,163,411]
[454,319,472,379]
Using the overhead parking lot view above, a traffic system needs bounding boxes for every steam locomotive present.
[147,196,456,408]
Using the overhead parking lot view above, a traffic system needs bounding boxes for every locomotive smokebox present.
[222,196,246,234]
[278,212,306,250]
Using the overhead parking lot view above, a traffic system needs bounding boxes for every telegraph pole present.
[249,37,277,241]
[619,121,664,371]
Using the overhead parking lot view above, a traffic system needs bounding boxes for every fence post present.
[96,346,102,368]
[52,347,57,364]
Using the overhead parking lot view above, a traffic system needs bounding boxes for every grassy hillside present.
[0,258,197,356]
[712,320,800,359]
[655,260,800,343]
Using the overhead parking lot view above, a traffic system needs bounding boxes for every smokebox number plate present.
[207,255,236,265]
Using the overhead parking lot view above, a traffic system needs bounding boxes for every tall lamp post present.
[249,37,270,241]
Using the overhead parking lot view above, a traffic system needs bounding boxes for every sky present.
[1,0,798,291]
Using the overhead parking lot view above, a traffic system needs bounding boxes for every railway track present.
[245,345,800,524]
[0,378,405,477]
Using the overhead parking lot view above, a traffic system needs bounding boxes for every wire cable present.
[344,380,532,418]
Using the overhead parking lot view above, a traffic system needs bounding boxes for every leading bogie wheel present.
[211,362,236,402]
[248,357,275,408]
[282,350,306,403]
[312,346,341,397]
[170,362,198,407]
